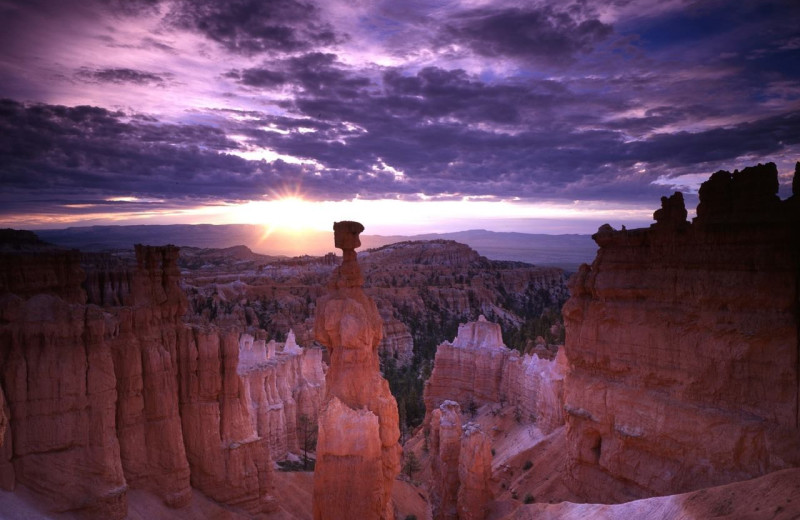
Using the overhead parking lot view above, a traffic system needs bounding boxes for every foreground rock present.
[562,162,800,501]
[0,242,325,518]
[508,467,800,520]
[312,221,401,520]
[429,401,492,520]
[430,401,463,520]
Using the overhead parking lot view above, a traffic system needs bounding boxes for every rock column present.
[312,221,401,520]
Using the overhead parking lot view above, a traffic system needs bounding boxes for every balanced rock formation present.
[312,221,401,520]
[424,316,566,434]
[562,162,800,502]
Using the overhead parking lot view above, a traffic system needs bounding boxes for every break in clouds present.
[0,0,799,218]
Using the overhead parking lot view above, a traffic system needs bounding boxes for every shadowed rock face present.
[428,401,492,520]
[0,244,292,518]
[562,162,800,502]
[312,221,401,520]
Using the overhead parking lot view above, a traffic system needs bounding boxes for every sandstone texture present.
[424,316,566,434]
[0,242,325,518]
[429,401,492,520]
[312,221,401,520]
[238,331,325,461]
[562,162,800,502]
[508,467,800,520]
[431,401,463,520]
[378,315,414,365]
[457,423,492,520]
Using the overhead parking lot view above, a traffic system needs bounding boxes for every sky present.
[0,0,798,235]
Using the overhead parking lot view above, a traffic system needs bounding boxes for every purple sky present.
[1,0,798,234]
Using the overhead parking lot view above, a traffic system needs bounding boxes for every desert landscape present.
[2,1,799,518]
[1,162,798,519]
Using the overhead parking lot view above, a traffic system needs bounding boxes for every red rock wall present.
[0,245,326,517]
[457,423,492,520]
[177,328,275,513]
[0,254,127,518]
[562,163,800,502]
[378,316,414,366]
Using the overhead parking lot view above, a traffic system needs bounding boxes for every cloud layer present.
[0,0,798,226]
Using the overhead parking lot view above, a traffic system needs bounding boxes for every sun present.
[225,195,334,235]
[267,196,328,231]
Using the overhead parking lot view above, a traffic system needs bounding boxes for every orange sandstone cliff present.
[0,242,325,518]
[312,221,402,520]
[562,162,800,502]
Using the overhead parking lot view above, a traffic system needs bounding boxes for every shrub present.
[522,460,533,470]
[524,493,535,504]
[403,451,421,478]
[404,516,418,520]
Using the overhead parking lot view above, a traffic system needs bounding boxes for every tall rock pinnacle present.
[312,221,401,520]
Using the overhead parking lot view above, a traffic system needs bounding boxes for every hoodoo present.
[312,221,402,520]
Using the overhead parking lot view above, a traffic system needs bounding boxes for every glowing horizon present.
[3,195,659,236]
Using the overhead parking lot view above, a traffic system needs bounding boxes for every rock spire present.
[312,221,401,520]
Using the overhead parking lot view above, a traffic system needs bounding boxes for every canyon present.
[1,161,799,519]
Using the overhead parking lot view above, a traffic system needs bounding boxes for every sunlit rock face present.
[424,317,508,418]
[176,327,275,514]
[562,162,800,502]
[312,221,401,520]
[424,316,566,434]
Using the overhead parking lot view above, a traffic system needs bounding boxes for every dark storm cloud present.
[1,0,798,222]
[0,99,288,213]
[167,0,341,55]
[632,111,800,167]
[0,98,424,216]
[217,57,799,202]
[227,53,371,98]
[76,67,172,86]
[440,6,612,64]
